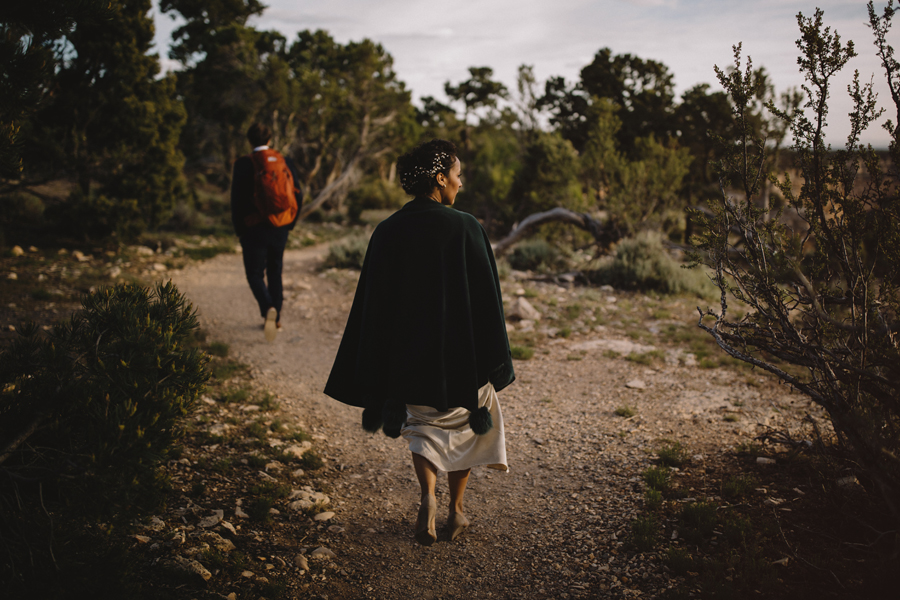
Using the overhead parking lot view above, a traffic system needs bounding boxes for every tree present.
[160,0,265,64]
[580,48,677,156]
[444,66,508,151]
[0,1,111,180]
[22,0,186,237]
[675,83,735,205]
[171,22,285,181]
[506,131,586,230]
[284,30,417,216]
[694,6,900,523]
[537,75,591,152]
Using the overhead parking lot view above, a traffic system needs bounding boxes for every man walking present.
[231,123,302,341]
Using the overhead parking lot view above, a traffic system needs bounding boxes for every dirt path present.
[170,244,817,600]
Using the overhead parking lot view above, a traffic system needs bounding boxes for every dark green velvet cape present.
[324,198,514,432]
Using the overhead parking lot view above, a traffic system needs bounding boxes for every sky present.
[152,0,896,147]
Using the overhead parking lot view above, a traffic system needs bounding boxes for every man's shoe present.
[264,307,278,342]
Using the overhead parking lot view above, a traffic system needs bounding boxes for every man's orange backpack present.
[244,149,299,227]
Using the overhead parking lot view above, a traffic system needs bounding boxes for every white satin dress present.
[401,382,508,472]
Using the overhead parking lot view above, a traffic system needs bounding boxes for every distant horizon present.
[152,0,896,149]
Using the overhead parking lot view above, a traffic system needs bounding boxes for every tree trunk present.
[491,207,616,256]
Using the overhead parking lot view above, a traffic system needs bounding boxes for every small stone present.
[152,262,167,271]
[109,266,122,279]
[133,535,151,543]
[756,457,776,465]
[198,509,224,528]
[11,246,24,256]
[145,516,166,532]
[28,246,38,252]
[507,297,542,321]
[269,508,280,515]
[310,547,335,560]
[328,525,345,534]
[165,530,185,546]
[241,570,255,578]
[7,272,17,280]
[292,468,306,478]
[258,471,278,482]
[606,296,617,303]
[625,380,646,390]
[294,555,309,570]
[226,594,237,600]
[289,499,314,511]
[283,442,313,458]
[198,531,235,552]
[173,555,212,581]
[219,521,237,536]
[313,511,335,522]
[265,461,283,472]
[235,506,249,518]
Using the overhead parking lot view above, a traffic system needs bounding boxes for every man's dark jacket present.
[230,150,302,237]
[323,198,515,436]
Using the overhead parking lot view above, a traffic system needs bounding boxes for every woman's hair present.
[247,122,271,147]
[397,139,458,196]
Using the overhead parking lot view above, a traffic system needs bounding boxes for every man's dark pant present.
[240,225,290,321]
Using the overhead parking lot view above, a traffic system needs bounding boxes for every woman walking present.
[324,139,515,545]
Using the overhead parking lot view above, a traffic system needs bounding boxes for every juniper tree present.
[693,5,900,522]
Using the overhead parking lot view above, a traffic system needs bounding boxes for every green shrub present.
[656,440,689,467]
[644,488,664,511]
[212,360,246,380]
[207,341,229,357]
[507,239,567,272]
[0,283,207,580]
[510,345,535,360]
[322,234,369,270]
[630,515,658,552]
[663,547,694,575]
[182,243,235,261]
[345,178,407,223]
[679,501,719,543]
[246,454,268,469]
[298,449,324,471]
[590,231,714,297]
[723,515,754,546]
[614,405,636,418]
[721,474,757,499]
[47,189,145,241]
[642,466,671,492]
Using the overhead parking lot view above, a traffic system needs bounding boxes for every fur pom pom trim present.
[469,406,493,435]
[382,400,408,439]
[362,405,383,433]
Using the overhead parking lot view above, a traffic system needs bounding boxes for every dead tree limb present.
[491,207,614,256]
[0,412,49,466]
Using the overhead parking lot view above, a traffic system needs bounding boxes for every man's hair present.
[247,123,272,147]
[396,139,458,196]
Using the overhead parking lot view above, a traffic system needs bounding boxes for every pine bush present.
[0,282,208,584]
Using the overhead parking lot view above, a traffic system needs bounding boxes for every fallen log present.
[491,207,616,256]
